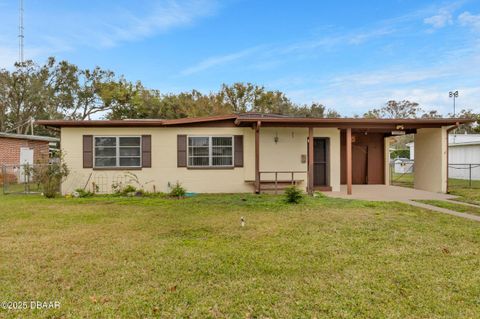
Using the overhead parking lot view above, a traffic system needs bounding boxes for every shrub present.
[122,185,137,195]
[74,188,94,198]
[169,181,186,198]
[33,161,69,198]
[111,182,137,196]
[284,186,303,204]
[390,149,410,159]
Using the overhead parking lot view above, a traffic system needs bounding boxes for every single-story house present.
[0,132,59,166]
[37,114,471,195]
[409,134,480,180]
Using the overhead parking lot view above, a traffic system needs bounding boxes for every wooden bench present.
[246,171,307,194]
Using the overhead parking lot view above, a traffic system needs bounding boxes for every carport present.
[339,120,472,195]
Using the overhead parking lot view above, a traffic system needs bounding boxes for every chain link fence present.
[390,160,414,188]
[1,164,47,194]
[389,160,480,189]
[448,164,480,189]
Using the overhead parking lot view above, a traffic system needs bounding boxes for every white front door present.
[19,147,34,183]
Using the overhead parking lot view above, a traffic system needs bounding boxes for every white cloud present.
[424,9,453,29]
[179,3,466,76]
[348,28,395,45]
[0,0,220,64]
[271,41,480,116]
[180,26,397,76]
[458,11,480,31]
[0,45,19,68]
[96,0,218,48]
[284,84,480,117]
[180,46,262,75]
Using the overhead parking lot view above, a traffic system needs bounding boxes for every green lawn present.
[1,193,480,318]
[417,200,480,216]
[449,188,480,205]
[390,172,414,188]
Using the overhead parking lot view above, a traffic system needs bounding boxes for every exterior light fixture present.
[274,132,279,144]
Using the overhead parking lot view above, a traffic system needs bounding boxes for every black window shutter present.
[141,135,152,168]
[83,135,93,168]
[177,135,187,167]
[234,135,243,167]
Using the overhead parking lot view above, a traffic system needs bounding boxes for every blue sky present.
[0,0,479,116]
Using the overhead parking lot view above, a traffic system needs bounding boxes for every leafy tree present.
[364,100,423,119]
[0,59,59,134]
[421,110,443,118]
[53,60,115,120]
[448,109,480,133]
[1,58,345,132]
[0,58,118,134]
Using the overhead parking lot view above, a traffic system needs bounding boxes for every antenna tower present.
[18,0,24,63]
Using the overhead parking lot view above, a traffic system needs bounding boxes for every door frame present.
[312,137,331,189]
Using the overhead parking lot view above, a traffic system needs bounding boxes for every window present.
[94,136,141,168]
[188,136,233,167]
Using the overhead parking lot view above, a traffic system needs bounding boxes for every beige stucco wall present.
[60,126,342,194]
[313,128,341,192]
[414,127,448,193]
[259,127,308,190]
[61,127,254,194]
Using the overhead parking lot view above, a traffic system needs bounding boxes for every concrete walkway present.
[324,185,480,222]
[405,200,480,222]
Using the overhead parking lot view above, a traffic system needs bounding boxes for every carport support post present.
[308,127,314,195]
[254,121,261,194]
[346,128,352,195]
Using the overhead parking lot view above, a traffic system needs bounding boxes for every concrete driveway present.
[323,185,480,222]
[324,185,457,201]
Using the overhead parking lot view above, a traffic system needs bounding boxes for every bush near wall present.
[390,149,410,159]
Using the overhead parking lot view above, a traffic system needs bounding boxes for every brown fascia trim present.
[35,119,165,127]
[235,117,473,126]
[162,114,238,125]
[35,115,239,128]
[36,116,473,129]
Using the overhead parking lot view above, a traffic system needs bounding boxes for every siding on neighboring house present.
[0,137,50,165]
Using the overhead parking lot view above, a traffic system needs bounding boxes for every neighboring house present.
[37,114,471,195]
[408,134,480,180]
[0,132,59,166]
[406,142,415,160]
[394,158,413,174]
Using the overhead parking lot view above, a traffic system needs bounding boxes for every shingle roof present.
[0,132,59,142]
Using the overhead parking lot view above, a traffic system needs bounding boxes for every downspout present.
[446,122,459,193]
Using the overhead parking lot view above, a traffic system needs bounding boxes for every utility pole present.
[18,0,24,63]
[30,117,34,135]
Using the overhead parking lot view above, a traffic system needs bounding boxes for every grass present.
[390,173,480,205]
[449,188,480,205]
[417,200,480,216]
[1,193,480,318]
[390,173,414,188]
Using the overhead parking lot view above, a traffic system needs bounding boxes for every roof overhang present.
[0,132,59,142]
[36,114,474,132]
